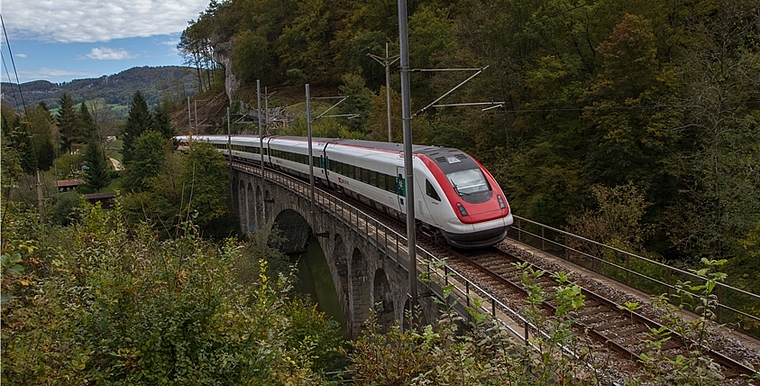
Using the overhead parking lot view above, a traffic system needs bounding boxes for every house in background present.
[55,179,85,193]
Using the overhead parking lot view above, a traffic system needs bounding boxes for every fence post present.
[666,269,672,296]
[518,218,522,242]
[541,227,545,251]
[717,284,723,324]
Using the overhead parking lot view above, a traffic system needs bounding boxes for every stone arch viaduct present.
[231,163,450,338]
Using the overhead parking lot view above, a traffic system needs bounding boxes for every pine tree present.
[122,91,152,164]
[56,93,80,154]
[120,131,166,193]
[82,140,112,192]
[152,101,175,139]
[26,102,56,171]
[79,102,97,142]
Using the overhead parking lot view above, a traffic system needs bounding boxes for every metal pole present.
[368,43,399,142]
[36,170,43,220]
[264,86,269,134]
[194,100,198,131]
[398,0,417,316]
[385,42,393,142]
[258,80,264,176]
[227,107,234,206]
[187,97,192,132]
[306,84,315,217]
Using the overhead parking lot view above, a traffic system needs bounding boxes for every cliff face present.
[211,39,238,106]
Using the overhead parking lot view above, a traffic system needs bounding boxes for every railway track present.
[440,246,757,382]
[331,195,756,381]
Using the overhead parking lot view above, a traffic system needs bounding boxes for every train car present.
[322,139,512,248]
[176,134,513,248]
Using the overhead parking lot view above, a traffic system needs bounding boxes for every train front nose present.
[443,214,512,249]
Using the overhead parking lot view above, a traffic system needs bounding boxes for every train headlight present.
[497,195,506,209]
[456,202,469,216]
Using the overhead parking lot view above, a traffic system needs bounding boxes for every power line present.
[1,12,27,115]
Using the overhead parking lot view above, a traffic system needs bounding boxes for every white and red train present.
[177,134,513,248]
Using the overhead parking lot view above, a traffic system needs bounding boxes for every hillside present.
[1,66,199,115]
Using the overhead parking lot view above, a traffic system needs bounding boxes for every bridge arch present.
[272,209,311,254]
[373,268,394,331]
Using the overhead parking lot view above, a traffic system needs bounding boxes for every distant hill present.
[1,66,200,115]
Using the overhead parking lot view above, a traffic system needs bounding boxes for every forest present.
[178,0,760,275]
[0,66,198,118]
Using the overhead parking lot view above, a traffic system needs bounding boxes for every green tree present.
[338,73,373,134]
[151,100,175,139]
[179,141,230,231]
[14,123,38,175]
[78,102,97,142]
[122,91,152,165]
[232,29,275,86]
[582,14,673,192]
[56,93,80,154]
[277,0,337,84]
[24,102,56,171]
[82,140,112,192]
[663,0,760,261]
[120,131,167,193]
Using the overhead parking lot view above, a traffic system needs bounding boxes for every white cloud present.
[19,68,100,82]
[3,0,209,43]
[15,53,28,58]
[87,47,138,60]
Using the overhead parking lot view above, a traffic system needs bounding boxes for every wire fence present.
[509,215,760,340]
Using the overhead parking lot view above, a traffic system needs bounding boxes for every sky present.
[1,0,210,84]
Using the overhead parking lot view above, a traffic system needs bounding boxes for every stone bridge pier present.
[232,168,442,338]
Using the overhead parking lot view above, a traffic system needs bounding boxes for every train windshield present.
[447,168,490,195]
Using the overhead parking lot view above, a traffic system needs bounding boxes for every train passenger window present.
[387,174,396,192]
[361,169,369,183]
[378,174,386,189]
[426,180,441,201]
[370,171,377,186]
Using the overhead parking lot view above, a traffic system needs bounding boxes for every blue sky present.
[1,0,210,84]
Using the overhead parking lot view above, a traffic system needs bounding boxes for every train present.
[177,134,513,249]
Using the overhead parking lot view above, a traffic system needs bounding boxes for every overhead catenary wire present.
[1,13,28,115]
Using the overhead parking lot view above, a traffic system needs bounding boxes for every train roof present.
[180,134,479,171]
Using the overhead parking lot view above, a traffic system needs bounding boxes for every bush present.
[1,202,346,385]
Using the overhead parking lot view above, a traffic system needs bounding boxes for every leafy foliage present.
[0,202,346,385]
[120,139,233,238]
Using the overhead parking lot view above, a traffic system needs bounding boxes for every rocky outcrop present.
[211,38,239,106]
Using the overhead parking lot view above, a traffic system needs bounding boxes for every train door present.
[396,166,406,214]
